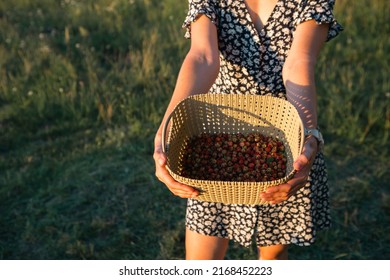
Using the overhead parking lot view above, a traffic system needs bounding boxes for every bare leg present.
[258,244,289,260]
[185,227,229,260]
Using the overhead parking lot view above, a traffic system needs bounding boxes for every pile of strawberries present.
[180,132,287,182]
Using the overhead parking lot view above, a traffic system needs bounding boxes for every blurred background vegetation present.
[0,0,388,259]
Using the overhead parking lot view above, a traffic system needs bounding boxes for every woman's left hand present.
[260,135,319,204]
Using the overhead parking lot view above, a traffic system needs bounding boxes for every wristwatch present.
[304,127,324,152]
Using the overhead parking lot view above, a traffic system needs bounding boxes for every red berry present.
[180,132,287,182]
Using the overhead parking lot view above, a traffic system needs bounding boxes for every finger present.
[264,184,291,194]
[155,160,199,196]
[294,137,317,171]
[262,192,289,203]
[282,179,308,199]
[169,188,199,199]
[154,134,199,198]
[165,182,199,198]
[157,168,199,195]
[260,173,308,201]
[154,160,199,198]
[293,154,308,171]
[153,145,166,167]
[260,184,289,201]
[154,151,166,167]
[153,133,167,164]
[168,183,199,197]
[261,186,290,203]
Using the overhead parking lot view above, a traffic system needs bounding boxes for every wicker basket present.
[162,93,304,205]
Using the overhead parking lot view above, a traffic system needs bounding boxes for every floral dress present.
[182,0,343,248]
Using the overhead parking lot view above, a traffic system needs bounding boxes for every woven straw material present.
[162,93,304,205]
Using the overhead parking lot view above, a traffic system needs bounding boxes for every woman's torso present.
[210,0,302,96]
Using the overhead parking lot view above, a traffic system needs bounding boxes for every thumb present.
[294,137,316,171]
[154,141,167,167]
[158,153,166,166]
[293,153,309,171]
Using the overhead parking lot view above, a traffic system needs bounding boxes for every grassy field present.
[0,0,388,260]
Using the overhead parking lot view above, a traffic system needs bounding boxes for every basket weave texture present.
[162,93,304,205]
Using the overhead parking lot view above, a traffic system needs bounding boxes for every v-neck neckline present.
[242,0,281,38]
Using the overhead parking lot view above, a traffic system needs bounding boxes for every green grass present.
[0,0,389,260]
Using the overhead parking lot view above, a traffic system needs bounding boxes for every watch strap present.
[304,127,324,152]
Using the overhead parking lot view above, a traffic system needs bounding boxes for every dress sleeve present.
[182,0,219,39]
[295,0,343,41]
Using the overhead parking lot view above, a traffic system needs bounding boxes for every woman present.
[154,0,342,260]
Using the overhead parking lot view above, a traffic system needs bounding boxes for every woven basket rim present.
[162,93,304,204]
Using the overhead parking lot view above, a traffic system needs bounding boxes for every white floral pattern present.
[183,0,342,248]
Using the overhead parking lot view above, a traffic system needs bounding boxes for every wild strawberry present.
[180,132,287,182]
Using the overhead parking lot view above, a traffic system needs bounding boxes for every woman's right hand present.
[153,132,199,199]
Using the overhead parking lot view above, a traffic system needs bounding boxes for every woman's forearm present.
[283,57,318,129]
[282,20,329,129]
[157,14,220,136]
[157,50,220,135]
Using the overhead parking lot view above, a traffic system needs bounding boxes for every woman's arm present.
[260,20,329,204]
[154,15,220,198]
[284,20,329,129]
